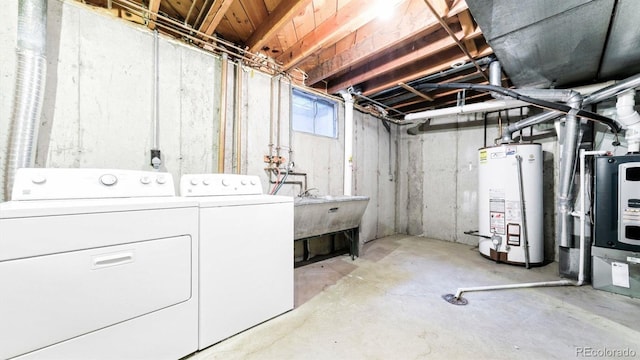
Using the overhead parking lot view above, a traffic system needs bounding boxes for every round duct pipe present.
[4,0,48,200]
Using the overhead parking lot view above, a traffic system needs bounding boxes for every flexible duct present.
[4,0,48,200]
[616,90,640,153]
[556,93,582,248]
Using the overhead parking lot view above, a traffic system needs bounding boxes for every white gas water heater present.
[478,143,544,266]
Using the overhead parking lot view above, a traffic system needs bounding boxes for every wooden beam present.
[305,0,468,85]
[398,82,434,101]
[198,0,235,36]
[458,9,477,55]
[247,0,309,52]
[326,25,482,93]
[430,0,449,16]
[277,0,393,70]
[147,0,161,30]
[423,0,488,81]
[359,45,493,96]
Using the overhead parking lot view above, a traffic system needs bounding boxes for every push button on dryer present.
[31,175,46,185]
[100,174,118,186]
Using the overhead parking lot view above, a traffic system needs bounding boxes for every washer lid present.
[187,194,293,207]
[0,196,198,219]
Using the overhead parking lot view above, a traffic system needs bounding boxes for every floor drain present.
[442,294,468,305]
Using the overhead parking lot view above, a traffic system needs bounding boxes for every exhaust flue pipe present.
[616,90,640,153]
[4,0,48,200]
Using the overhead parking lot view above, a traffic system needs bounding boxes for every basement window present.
[291,88,338,138]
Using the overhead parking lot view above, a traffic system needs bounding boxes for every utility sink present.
[293,195,369,240]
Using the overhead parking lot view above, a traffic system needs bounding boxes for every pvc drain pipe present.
[443,280,575,305]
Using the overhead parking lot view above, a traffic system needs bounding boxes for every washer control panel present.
[11,168,175,200]
[180,174,263,196]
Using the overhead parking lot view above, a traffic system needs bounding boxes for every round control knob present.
[221,178,230,187]
[140,176,151,184]
[250,179,257,185]
[31,175,47,185]
[100,174,118,186]
[156,176,167,185]
[241,179,248,186]
[203,178,211,186]
[190,178,199,186]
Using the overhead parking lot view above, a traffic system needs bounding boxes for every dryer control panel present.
[11,168,175,200]
[180,174,263,196]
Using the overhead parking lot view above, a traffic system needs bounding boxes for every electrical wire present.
[269,167,281,195]
[274,169,289,194]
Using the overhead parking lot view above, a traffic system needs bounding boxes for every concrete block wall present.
[0,0,395,245]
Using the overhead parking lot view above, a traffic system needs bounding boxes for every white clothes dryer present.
[180,174,293,350]
[0,168,199,360]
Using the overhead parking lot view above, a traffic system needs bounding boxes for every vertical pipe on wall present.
[235,59,242,174]
[340,91,354,196]
[288,76,294,167]
[269,76,275,158]
[4,0,48,200]
[150,29,162,169]
[217,52,228,173]
[152,30,159,151]
[276,76,282,159]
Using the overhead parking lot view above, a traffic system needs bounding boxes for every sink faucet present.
[298,188,319,198]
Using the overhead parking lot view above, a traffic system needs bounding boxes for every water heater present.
[478,144,544,265]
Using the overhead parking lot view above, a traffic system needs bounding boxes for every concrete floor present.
[188,235,640,360]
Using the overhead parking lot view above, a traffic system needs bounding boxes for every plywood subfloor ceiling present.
[79,0,498,118]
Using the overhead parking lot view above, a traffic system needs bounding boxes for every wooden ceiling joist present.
[423,0,487,80]
[458,9,478,55]
[305,0,469,85]
[360,44,493,96]
[199,0,235,37]
[147,0,162,30]
[276,0,389,70]
[398,83,434,102]
[247,0,310,53]
[326,25,483,94]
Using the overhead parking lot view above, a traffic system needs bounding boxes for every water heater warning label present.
[490,212,505,235]
[490,195,506,235]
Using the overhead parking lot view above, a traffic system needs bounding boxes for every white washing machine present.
[180,173,293,350]
[0,168,199,360]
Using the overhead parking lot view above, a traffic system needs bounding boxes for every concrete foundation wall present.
[0,0,395,244]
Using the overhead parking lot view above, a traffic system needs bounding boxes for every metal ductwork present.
[467,0,640,88]
[4,0,48,200]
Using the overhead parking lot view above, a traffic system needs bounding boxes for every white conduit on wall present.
[4,0,48,200]
[150,29,161,169]
[217,53,228,173]
[340,91,354,196]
